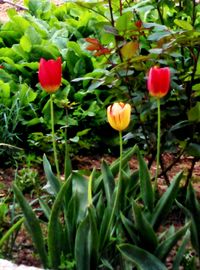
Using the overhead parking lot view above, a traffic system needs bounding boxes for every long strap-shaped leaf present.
[13,185,48,269]
[43,154,61,195]
[48,176,72,269]
[137,149,154,213]
[0,217,24,248]
[94,145,138,192]
[154,222,190,261]
[132,200,158,252]
[150,171,183,230]
[75,206,98,270]
[118,243,167,270]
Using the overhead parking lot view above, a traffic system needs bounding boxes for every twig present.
[0,0,28,11]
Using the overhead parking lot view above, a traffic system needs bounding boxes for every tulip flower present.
[38,57,62,178]
[38,57,62,93]
[147,66,170,98]
[107,102,131,131]
[147,66,170,191]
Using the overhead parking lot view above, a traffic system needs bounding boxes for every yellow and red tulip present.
[38,57,62,93]
[147,66,170,98]
[107,102,131,131]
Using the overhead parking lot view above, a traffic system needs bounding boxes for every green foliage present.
[13,148,191,269]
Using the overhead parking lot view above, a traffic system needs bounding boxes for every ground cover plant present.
[0,0,200,269]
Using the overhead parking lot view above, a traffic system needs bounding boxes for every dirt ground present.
[0,0,63,22]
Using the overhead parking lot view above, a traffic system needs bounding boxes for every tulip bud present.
[38,57,62,93]
[107,102,131,131]
[147,66,170,98]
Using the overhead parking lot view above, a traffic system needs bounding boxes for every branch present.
[0,0,28,11]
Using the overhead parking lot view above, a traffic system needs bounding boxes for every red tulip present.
[38,57,62,93]
[147,66,170,98]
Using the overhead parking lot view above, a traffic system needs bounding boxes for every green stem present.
[154,98,161,191]
[102,131,123,248]
[50,94,60,179]
[64,108,72,180]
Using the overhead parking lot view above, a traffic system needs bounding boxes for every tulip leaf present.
[137,149,154,212]
[173,230,191,270]
[75,206,98,270]
[48,178,71,269]
[132,200,158,252]
[150,171,182,229]
[43,154,61,195]
[13,184,48,269]
[185,182,200,256]
[154,222,190,261]
[101,160,115,205]
[94,145,138,192]
[118,244,167,270]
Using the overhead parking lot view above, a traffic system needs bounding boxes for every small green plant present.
[15,167,39,193]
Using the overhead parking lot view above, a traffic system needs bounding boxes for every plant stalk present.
[154,98,161,191]
[50,94,60,179]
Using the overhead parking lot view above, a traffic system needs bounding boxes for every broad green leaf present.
[118,244,167,270]
[185,143,200,158]
[121,41,139,60]
[137,149,154,212]
[75,206,98,270]
[120,212,138,244]
[174,19,193,30]
[150,172,183,230]
[43,154,61,195]
[20,35,32,53]
[187,102,200,122]
[48,178,71,269]
[115,12,133,32]
[72,172,88,222]
[13,185,48,268]
[101,160,115,205]
[132,200,158,252]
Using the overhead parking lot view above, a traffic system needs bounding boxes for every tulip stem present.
[155,98,161,191]
[50,94,60,179]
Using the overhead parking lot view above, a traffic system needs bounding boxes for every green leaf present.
[72,172,88,222]
[0,217,24,248]
[94,145,138,192]
[20,35,32,53]
[132,200,158,252]
[118,244,167,270]
[185,143,200,158]
[150,172,183,230]
[174,19,193,30]
[101,160,115,206]
[115,12,133,32]
[43,154,61,195]
[48,177,72,269]
[186,182,200,256]
[137,149,154,212]
[13,185,48,268]
[173,230,191,270]
[75,206,98,270]
[154,222,190,261]
[187,102,200,121]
